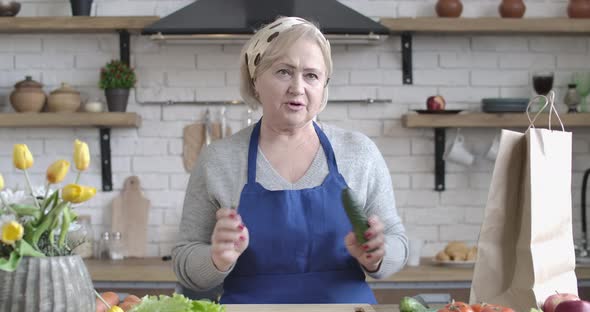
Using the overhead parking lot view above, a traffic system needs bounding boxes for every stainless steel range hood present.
[142,0,390,44]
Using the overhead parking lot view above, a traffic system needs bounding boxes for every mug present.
[486,134,500,161]
[444,131,474,166]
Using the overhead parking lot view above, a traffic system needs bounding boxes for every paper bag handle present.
[526,90,564,132]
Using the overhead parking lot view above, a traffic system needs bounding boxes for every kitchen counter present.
[85,257,590,284]
[224,304,396,312]
[86,258,590,302]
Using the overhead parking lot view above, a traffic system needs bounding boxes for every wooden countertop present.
[225,304,380,312]
[85,257,590,283]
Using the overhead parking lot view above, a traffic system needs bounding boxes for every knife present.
[204,108,212,146]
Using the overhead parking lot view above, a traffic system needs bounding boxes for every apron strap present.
[246,119,340,184]
[313,121,339,174]
[247,120,262,184]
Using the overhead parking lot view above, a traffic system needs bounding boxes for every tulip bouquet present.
[0,139,97,272]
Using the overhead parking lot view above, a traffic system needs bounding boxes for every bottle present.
[435,0,463,17]
[109,232,125,260]
[564,83,581,113]
[69,215,94,259]
[499,0,526,18]
[96,231,110,260]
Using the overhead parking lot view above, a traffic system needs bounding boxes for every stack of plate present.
[481,98,530,113]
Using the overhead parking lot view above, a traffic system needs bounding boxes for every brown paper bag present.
[470,93,577,311]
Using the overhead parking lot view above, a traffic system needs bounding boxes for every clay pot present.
[47,82,81,112]
[9,76,46,113]
[568,0,590,18]
[0,1,21,17]
[499,0,526,18]
[436,0,463,17]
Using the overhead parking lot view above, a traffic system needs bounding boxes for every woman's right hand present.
[210,208,249,272]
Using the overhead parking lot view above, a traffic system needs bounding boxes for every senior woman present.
[173,16,408,304]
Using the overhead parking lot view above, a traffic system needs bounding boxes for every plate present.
[431,258,475,268]
[481,98,529,106]
[414,109,463,114]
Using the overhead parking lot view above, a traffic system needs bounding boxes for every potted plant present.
[99,59,136,112]
[0,140,97,311]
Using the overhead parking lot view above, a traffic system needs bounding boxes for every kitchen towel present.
[470,91,577,311]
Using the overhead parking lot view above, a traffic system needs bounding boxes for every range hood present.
[142,0,390,44]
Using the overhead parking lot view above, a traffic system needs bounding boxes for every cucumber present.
[400,296,427,312]
[341,187,369,245]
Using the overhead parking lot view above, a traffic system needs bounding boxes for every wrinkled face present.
[254,38,327,130]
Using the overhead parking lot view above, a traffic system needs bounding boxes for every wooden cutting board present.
[183,121,232,172]
[111,176,151,258]
[225,304,376,312]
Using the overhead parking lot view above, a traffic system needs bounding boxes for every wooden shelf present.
[380,17,590,34]
[0,16,159,33]
[402,112,590,128]
[0,112,142,128]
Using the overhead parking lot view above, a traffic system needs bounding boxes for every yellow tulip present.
[73,139,90,171]
[62,184,96,203]
[0,173,4,190]
[1,220,24,245]
[46,160,70,184]
[13,144,33,170]
[108,306,124,312]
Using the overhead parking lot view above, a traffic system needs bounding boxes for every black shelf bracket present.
[98,29,131,192]
[99,128,113,192]
[401,32,413,85]
[434,128,446,191]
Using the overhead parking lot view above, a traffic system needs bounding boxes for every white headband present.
[245,17,325,79]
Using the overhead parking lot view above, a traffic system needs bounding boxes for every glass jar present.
[69,215,94,259]
[564,83,581,113]
[109,232,125,260]
[96,231,111,260]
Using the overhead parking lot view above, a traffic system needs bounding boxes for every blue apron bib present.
[220,120,376,304]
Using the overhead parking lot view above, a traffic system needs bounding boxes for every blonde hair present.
[239,17,333,110]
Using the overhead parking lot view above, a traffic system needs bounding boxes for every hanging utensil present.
[204,108,212,146]
[220,106,226,138]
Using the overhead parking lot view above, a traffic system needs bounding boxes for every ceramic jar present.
[568,0,590,18]
[0,255,95,311]
[9,76,46,113]
[499,0,526,18]
[47,82,81,112]
[436,0,463,17]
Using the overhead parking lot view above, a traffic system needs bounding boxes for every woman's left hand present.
[344,215,385,272]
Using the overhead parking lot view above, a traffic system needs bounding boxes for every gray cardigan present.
[173,123,408,292]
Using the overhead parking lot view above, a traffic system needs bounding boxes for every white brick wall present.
[0,0,587,258]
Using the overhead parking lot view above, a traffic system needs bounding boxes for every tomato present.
[438,301,475,312]
[472,303,498,312]
[481,305,515,312]
[472,303,486,312]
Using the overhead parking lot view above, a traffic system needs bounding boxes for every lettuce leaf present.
[129,293,225,312]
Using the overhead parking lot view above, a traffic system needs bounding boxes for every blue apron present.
[220,120,376,304]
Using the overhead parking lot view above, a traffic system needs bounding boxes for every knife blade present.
[204,108,212,146]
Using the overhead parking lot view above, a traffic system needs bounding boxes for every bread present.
[435,241,477,262]
[444,241,469,255]
[435,250,451,261]
[466,246,478,261]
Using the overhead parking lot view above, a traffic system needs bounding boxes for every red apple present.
[544,292,580,312]
[555,299,590,312]
[426,95,446,111]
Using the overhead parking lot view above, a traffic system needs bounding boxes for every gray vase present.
[0,255,95,312]
[105,88,130,112]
